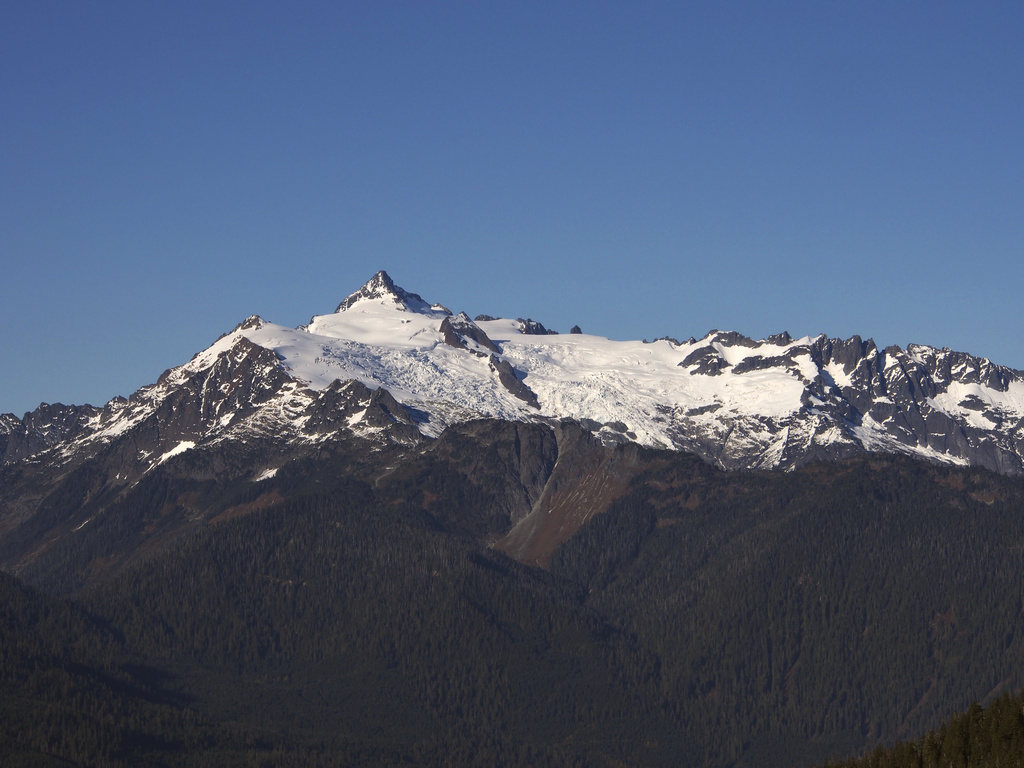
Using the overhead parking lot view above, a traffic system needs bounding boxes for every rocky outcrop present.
[517,318,558,335]
[439,313,500,355]
[489,356,539,409]
[679,346,730,376]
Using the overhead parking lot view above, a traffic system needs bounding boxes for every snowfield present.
[224,302,819,450]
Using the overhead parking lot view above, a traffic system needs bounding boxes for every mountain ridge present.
[2,270,1023,477]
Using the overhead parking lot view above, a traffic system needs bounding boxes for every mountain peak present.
[335,270,430,313]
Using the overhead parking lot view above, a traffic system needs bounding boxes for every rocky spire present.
[335,270,431,313]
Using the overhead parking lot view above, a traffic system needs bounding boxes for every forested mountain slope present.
[3,419,1023,767]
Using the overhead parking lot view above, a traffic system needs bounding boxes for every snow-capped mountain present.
[3,270,1024,477]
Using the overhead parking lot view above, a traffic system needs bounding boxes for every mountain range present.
[2,271,1024,767]
[3,270,1023,478]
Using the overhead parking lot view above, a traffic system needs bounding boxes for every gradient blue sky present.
[3,2,1022,416]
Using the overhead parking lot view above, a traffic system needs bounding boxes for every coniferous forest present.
[2,420,1024,766]
[822,691,1024,768]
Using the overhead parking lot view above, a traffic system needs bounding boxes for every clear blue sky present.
[3,2,1022,416]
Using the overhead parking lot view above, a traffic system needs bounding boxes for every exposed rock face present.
[439,313,499,355]
[489,356,540,409]
[494,421,643,567]
[0,403,100,464]
[517,318,558,335]
[418,419,560,530]
[302,380,421,443]
[704,330,759,348]
[680,345,730,376]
